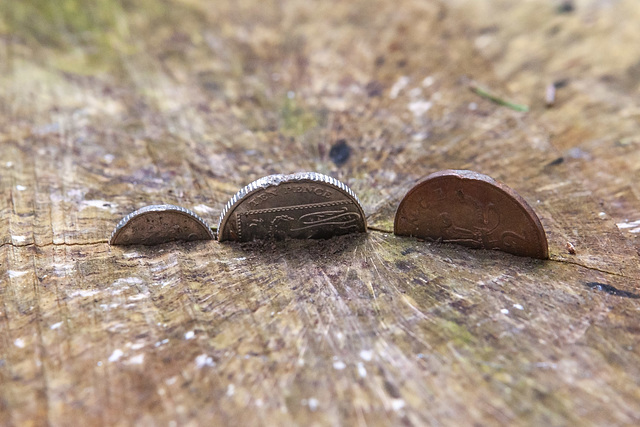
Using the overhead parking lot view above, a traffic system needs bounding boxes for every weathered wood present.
[1,0,639,425]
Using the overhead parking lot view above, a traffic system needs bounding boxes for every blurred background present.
[1,0,638,238]
[2,1,640,426]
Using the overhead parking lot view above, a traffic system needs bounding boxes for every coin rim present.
[110,204,215,245]
[393,169,549,259]
[217,172,367,242]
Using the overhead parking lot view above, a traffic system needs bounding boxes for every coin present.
[394,170,549,259]
[110,204,214,246]
[217,172,367,242]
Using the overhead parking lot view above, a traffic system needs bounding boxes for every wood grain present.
[1,0,639,425]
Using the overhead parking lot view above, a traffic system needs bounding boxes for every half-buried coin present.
[394,170,548,259]
[110,204,214,246]
[218,172,367,242]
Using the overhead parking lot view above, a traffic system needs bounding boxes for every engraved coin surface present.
[217,172,367,242]
[394,170,548,259]
[110,204,214,246]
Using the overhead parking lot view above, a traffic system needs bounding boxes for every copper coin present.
[110,204,214,246]
[217,172,367,242]
[394,170,548,259]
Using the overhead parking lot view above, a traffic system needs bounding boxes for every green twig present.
[469,84,529,112]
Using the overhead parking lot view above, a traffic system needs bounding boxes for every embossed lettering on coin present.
[217,172,367,242]
[394,170,548,259]
[110,204,214,246]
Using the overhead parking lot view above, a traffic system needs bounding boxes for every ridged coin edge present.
[217,172,365,241]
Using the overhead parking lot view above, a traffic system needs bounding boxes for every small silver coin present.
[110,204,214,246]
[217,172,367,242]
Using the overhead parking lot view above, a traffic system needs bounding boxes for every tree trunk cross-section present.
[1,0,639,425]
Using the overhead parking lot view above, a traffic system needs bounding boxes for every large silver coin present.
[110,204,214,246]
[217,172,367,242]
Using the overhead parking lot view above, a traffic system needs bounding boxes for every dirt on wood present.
[1,0,639,425]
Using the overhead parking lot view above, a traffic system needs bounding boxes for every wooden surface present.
[1,0,639,425]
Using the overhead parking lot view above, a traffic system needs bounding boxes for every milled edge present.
[110,204,215,245]
[217,172,366,241]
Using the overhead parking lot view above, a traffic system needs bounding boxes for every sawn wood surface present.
[1,0,639,425]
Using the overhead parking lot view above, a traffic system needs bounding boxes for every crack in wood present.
[0,233,636,280]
